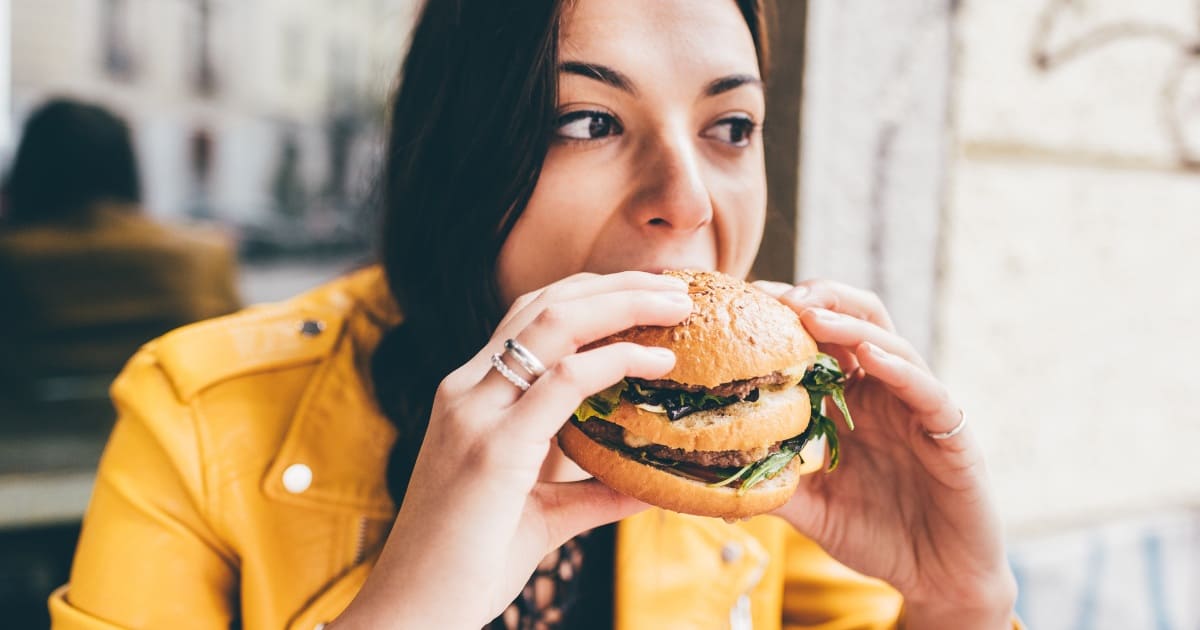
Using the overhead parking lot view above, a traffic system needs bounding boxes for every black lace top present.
[486,523,615,630]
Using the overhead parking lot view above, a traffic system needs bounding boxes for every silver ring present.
[504,338,547,378]
[490,353,531,391]
[926,409,967,440]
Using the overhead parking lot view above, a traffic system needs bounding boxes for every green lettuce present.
[715,353,856,493]
[572,382,625,422]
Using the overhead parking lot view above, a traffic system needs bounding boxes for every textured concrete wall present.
[944,0,1200,534]
[799,2,1200,624]
[796,0,955,359]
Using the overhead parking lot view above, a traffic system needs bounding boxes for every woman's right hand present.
[329,271,693,630]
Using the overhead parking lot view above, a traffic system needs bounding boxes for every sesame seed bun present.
[560,270,824,519]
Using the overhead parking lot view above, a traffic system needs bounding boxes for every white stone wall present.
[945,0,1200,535]
[800,2,1200,624]
[796,0,954,359]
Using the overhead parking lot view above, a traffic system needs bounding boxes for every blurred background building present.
[6,0,416,297]
[1,0,1198,628]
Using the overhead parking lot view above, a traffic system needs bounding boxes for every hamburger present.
[556,270,854,519]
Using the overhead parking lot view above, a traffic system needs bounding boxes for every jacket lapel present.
[262,268,400,519]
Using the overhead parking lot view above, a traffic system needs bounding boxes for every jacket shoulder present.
[147,268,390,401]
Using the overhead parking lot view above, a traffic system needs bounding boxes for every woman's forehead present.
[559,0,759,80]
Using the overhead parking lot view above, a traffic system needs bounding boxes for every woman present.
[0,98,239,398]
[51,0,1019,628]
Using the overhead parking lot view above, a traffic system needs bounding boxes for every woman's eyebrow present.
[560,61,638,95]
[559,62,761,99]
[703,74,762,97]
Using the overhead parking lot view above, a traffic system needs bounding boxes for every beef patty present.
[574,418,782,469]
[629,370,790,399]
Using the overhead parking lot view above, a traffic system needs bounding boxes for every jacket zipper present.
[729,541,770,629]
[730,594,753,630]
[352,516,368,565]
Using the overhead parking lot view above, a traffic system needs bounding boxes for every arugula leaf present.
[572,382,625,422]
[815,412,841,471]
[801,353,854,432]
[625,380,748,421]
[707,462,755,488]
[737,449,799,495]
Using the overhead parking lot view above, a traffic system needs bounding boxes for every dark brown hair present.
[373,0,771,505]
[3,98,142,225]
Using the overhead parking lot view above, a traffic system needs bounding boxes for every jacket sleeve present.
[780,529,1026,630]
[49,348,239,629]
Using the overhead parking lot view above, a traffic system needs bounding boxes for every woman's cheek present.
[709,157,767,277]
[495,150,618,303]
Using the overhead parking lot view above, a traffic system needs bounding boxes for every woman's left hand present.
[754,280,1017,629]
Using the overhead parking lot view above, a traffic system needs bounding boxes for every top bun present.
[590,270,818,387]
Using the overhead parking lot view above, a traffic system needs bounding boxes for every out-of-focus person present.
[0,98,240,406]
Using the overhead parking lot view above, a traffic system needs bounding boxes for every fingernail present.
[864,342,888,358]
[806,307,838,322]
[662,292,693,307]
[646,346,675,360]
[787,285,810,300]
[752,280,790,297]
[659,276,690,290]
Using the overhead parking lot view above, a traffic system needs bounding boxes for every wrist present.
[900,571,1017,630]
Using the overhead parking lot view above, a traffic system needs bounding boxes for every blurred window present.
[101,0,135,80]
[186,0,217,96]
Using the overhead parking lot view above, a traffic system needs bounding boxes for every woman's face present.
[496,0,767,305]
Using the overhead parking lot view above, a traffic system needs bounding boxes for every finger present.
[509,342,676,440]
[781,280,896,332]
[531,479,650,549]
[476,290,691,404]
[499,272,598,330]
[497,271,688,332]
[800,308,928,370]
[751,280,793,298]
[854,342,963,438]
[478,272,687,377]
[820,344,860,382]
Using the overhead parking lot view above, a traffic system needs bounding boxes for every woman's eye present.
[556,111,624,141]
[704,116,758,147]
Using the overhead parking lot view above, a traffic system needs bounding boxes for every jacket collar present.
[261,266,402,519]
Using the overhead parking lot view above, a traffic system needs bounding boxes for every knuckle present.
[533,303,572,331]
[550,355,587,388]
[462,435,503,472]
[437,367,470,396]
[934,387,955,412]
[512,291,539,312]
[538,284,564,301]
[800,280,836,308]
[539,283,577,306]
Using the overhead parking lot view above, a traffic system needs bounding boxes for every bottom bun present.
[557,421,826,519]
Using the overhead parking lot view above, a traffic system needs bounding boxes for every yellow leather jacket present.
[50,268,937,629]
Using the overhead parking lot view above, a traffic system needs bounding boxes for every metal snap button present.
[282,464,313,494]
[298,319,325,337]
[721,541,743,563]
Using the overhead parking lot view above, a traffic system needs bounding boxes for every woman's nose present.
[627,129,713,233]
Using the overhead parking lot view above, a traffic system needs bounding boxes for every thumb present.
[770,474,831,541]
[532,479,649,548]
